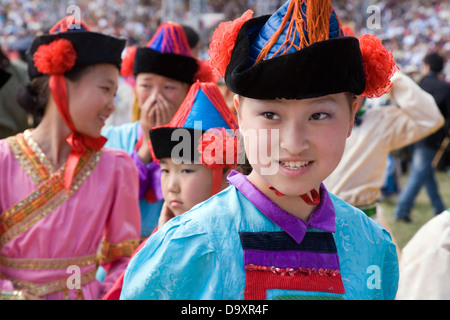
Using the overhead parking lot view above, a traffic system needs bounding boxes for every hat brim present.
[225,15,366,100]
[150,127,203,163]
[134,48,198,84]
[27,31,126,79]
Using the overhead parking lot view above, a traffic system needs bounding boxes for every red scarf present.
[49,75,107,192]
[269,185,320,205]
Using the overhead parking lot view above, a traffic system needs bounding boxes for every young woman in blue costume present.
[121,0,399,300]
[101,22,200,238]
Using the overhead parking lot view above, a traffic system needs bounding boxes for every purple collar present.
[227,170,336,244]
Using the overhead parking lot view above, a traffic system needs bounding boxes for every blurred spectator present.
[0,45,31,139]
[396,209,450,300]
[335,0,450,81]
[324,71,444,258]
[1,0,449,129]
[395,52,450,222]
[182,24,201,57]
[2,1,449,78]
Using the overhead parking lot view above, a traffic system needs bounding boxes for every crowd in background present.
[0,0,449,171]
[1,0,449,79]
[333,0,450,81]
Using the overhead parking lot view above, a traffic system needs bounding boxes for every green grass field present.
[379,170,450,250]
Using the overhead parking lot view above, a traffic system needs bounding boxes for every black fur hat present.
[209,0,397,100]
[121,22,198,84]
[27,17,125,79]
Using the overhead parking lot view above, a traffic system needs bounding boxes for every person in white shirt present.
[396,209,450,299]
[324,71,444,244]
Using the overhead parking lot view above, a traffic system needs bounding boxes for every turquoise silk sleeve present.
[102,121,140,154]
[121,217,223,300]
[331,194,399,300]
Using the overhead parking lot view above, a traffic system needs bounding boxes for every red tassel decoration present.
[268,185,321,206]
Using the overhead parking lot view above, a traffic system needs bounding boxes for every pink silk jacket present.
[0,131,141,300]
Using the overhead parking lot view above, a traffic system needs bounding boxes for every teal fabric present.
[102,121,162,236]
[102,121,140,154]
[121,185,399,300]
[183,89,230,130]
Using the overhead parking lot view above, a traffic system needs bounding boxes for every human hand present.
[139,93,158,134]
[153,93,179,127]
[140,93,178,131]
[158,201,176,228]
[138,94,178,163]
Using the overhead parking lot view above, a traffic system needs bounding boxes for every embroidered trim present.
[0,135,101,248]
[239,230,345,300]
[0,290,27,300]
[23,130,57,176]
[245,264,340,277]
[244,266,345,300]
[6,268,96,298]
[7,134,49,186]
[0,254,97,270]
[98,239,140,265]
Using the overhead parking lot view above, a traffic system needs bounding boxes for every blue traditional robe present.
[121,171,399,300]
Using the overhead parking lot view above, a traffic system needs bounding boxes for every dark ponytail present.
[16,76,50,118]
[16,65,93,118]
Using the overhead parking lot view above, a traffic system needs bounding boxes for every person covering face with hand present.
[102,22,200,238]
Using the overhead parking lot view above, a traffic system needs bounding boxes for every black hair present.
[16,65,93,118]
[181,25,200,49]
[424,52,444,73]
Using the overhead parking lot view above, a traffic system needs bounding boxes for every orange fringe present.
[306,0,333,44]
[255,0,335,65]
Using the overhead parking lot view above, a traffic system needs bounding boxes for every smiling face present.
[66,64,119,137]
[160,158,214,216]
[235,93,357,196]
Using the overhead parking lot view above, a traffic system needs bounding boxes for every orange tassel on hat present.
[255,0,335,64]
